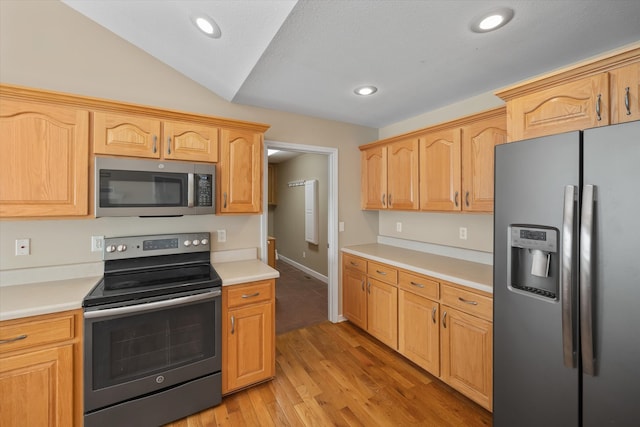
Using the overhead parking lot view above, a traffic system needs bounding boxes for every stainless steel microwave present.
[95,157,215,217]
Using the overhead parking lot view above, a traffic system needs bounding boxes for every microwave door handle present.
[188,173,195,208]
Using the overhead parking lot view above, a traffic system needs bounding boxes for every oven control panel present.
[103,232,211,260]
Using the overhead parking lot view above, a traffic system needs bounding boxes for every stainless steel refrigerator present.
[493,120,640,426]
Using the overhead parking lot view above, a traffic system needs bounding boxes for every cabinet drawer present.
[225,281,274,309]
[367,261,398,285]
[343,253,366,273]
[399,271,439,300]
[0,312,75,355]
[441,284,492,321]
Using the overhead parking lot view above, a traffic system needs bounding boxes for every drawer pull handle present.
[0,334,27,345]
[442,311,447,328]
[350,261,358,266]
[431,306,437,323]
[410,281,425,288]
[361,280,365,291]
[230,315,235,335]
[242,292,260,299]
[458,297,478,305]
[375,270,387,275]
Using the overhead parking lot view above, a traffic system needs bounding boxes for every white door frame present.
[261,140,339,323]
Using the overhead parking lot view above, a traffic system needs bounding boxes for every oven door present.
[84,289,221,413]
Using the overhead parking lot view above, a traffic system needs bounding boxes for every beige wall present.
[271,154,329,276]
[0,0,378,273]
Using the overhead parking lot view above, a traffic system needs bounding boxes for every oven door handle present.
[84,289,221,319]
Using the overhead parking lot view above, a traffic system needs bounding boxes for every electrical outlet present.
[15,238,30,256]
[459,227,468,240]
[396,222,402,232]
[91,236,104,252]
[217,229,227,243]
[302,251,306,258]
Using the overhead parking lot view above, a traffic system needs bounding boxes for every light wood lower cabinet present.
[222,279,275,394]
[0,310,82,427]
[440,305,493,411]
[342,253,493,411]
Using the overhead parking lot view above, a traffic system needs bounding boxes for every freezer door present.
[582,120,640,426]
[493,132,580,427]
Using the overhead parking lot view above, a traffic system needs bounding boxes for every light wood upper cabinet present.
[0,99,89,218]
[506,73,610,141]
[218,128,263,214]
[610,62,640,123]
[222,280,275,394]
[94,112,218,162]
[461,114,508,212]
[163,121,218,162]
[0,310,82,427]
[419,128,461,211]
[361,138,419,210]
[361,145,387,209]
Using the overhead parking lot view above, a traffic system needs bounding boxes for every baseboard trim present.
[277,255,328,284]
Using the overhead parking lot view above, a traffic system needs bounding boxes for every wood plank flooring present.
[165,321,492,426]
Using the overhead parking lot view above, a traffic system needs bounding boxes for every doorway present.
[261,140,339,324]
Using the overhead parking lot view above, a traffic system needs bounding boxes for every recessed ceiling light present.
[191,14,221,39]
[470,7,514,33]
[354,85,378,96]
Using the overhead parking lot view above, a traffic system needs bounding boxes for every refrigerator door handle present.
[561,185,577,368]
[580,184,596,376]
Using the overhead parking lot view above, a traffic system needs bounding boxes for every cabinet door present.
[163,121,218,162]
[398,290,440,376]
[223,302,275,394]
[387,138,419,210]
[441,306,493,411]
[367,278,398,349]
[610,62,640,123]
[461,115,507,212]
[0,344,74,427]
[508,73,610,141]
[218,128,262,213]
[361,146,387,209]
[93,111,161,158]
[343,267,367,330]
[0,100,89,217]
[267,163,277,205]
[419,128,462,211]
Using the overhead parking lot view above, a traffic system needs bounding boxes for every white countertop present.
[0,276,101,321]
[342,243,493,294]
[0,257,278,322]
[213,259,279,286]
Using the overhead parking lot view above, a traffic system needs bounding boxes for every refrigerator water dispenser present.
[508,225,558,300]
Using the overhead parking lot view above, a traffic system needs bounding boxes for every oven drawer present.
[225,281,274,308]
[0,311,76,355]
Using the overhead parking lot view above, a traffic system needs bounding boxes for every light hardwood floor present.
[166,321,492,426]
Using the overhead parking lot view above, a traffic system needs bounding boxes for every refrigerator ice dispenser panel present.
[509,225,558,300]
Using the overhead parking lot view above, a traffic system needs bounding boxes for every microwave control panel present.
[196,174,213,207]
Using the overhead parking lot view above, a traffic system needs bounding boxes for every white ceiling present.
[62,0,640,128]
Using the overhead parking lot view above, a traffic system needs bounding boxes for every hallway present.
[274,261,328,335]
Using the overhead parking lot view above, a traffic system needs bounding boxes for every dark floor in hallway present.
[275,260,328,335]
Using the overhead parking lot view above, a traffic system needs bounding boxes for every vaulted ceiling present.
[62,0,640,128]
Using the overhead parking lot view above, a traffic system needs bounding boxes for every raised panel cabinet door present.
[342,266,367,330]
[0,344,74,427]
[508,73,610,141]
[0,100,89,217]
[361,146,387,209]
[419,128,462,211]
[367,278,398,349]
[610,62,640,123]
[223,302,275,394]
[163,121,219,162]
[386,138,419,210]
[93,111,161,158]
[218,128,263,213]
[440,306,493,411]
[398,290,440,376]
[461,115,507,212]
